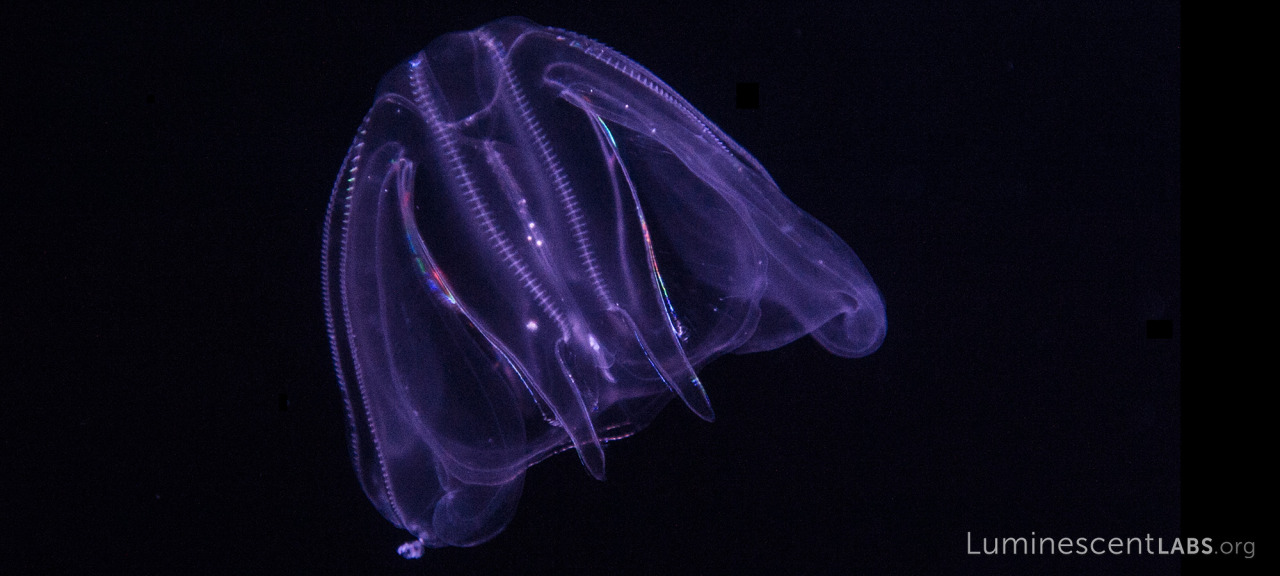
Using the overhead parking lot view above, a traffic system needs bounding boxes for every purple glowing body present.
[322,17,885,553]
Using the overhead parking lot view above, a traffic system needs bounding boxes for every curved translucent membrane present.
[322,17,886,552]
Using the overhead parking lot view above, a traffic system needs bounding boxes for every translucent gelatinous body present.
[321,16,885,552]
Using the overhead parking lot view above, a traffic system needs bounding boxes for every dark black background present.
[6,1,1206,574]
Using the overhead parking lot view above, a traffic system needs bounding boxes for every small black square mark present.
[736,82,759,110]
[278,392,290,411]
[1146,319,1173,339]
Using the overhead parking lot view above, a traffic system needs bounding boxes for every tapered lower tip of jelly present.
[674,377,716,423]
[577,441,607,481]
